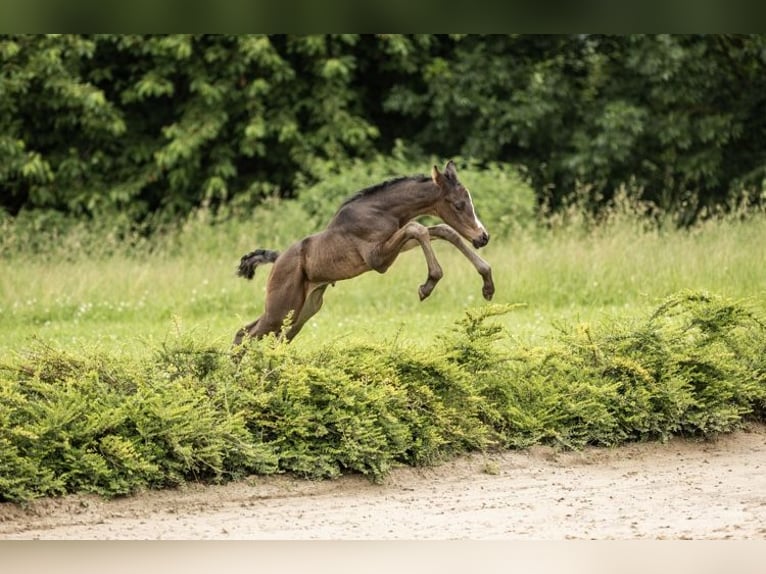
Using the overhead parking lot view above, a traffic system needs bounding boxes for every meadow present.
[1,164,766,502]
[2,195,764,357]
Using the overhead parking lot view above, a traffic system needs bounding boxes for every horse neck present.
[386,179,442,222]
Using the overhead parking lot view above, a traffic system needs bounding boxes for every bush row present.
[1,291,764,502]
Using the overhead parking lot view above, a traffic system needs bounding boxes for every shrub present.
[1,290,764,502]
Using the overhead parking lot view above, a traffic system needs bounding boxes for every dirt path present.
[2,425,766,540]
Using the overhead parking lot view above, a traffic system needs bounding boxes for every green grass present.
[2,205,764,357]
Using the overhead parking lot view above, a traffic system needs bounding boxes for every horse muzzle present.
[472,231,490,249]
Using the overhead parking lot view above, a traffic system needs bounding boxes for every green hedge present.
[1,291,764,502]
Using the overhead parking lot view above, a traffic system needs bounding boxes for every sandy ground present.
[2,425,766,540]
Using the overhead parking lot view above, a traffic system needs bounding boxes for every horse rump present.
[237,248,279,280]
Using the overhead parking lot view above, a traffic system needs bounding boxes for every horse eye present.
[454,201,466,211]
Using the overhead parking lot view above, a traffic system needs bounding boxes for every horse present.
[233,160,494,345]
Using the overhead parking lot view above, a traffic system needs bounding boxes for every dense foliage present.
[2,35,765,223]
[1,292,764,502]
[0,154,536,260]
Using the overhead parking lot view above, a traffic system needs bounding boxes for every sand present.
[2,424,765,540]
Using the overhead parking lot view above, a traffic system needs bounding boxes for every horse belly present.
[301,234,371,283]
[313,249,369,283]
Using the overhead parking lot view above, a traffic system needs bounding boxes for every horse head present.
[431,161,490,249]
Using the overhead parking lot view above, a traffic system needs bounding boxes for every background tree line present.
[2,34,765,224]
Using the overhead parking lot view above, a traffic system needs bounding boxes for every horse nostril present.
[473,232,489,248]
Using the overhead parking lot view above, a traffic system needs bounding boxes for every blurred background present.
[2,34,764,231]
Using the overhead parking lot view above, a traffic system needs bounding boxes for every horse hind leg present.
[232,310,289,348]
[233,285,326,351]
[236,255,310,346]
[285,284,329,340]
[233,318,259,347]
[232,249,281,350]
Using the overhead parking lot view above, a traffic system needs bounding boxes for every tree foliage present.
[1,34,380,219]
[385,34,766,218]
[2,34,765,223]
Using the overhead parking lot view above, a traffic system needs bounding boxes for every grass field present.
[2,204,765,358]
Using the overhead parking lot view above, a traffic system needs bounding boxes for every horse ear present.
[444,160,458,182]
[431,164,445,187]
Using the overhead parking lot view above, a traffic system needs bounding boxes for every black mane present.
[341,174,430,207]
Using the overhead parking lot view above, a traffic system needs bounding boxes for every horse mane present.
[341,174,430,207]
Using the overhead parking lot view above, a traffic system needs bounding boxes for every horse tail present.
[237,248,280,280]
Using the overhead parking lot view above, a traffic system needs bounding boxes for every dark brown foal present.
[233,160,494,345]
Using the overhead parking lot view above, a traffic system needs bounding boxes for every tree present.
[2,35,765,223]
[0,34,379,219]
[382,34,766,217]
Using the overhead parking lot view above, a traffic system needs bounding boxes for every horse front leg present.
[368,221,443,301]
[428,224,495,300]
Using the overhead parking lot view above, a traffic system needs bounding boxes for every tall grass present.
[2,189,764,356]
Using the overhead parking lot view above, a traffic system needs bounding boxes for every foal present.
[233,160,494,345]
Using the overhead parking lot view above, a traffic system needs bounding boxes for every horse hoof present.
[418,285,430,301]
[483,284,495,301]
